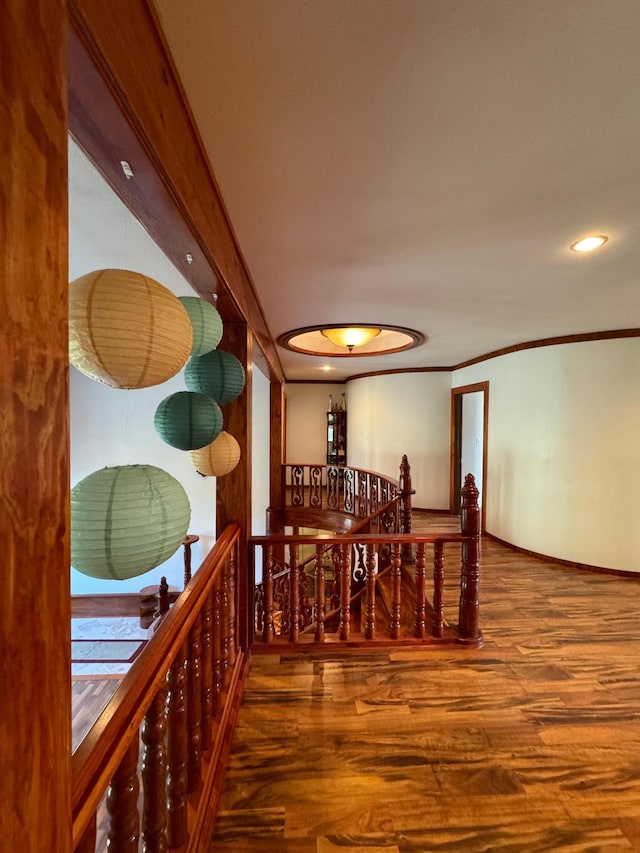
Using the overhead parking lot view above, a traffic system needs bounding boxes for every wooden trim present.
[484,532,640,579]
[286,379,349,386]
[450,382,489,532]
[68,0,284,383]
[413,507,454,514]
[347,365,453,382]
[452,327,640,371]
[71,594,141,618]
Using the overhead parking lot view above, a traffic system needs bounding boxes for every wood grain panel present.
[68,0,284,382]
[0,1,71,848]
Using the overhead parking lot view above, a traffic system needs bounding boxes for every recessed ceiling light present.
[570,235,608,253]
[322,365,332,372]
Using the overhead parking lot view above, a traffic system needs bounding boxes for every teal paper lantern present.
[184,349,246,405]
[71,465,191,580]
[178,296,223,356]
[154,391,223,450]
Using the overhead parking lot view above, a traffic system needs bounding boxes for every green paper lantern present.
[178,296,223,356]
[184,349,246,405]
[154,391,223,450]
[71,465,191,580]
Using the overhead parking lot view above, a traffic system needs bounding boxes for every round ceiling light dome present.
[278,324,425,358]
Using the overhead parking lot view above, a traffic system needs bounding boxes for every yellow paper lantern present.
[189,431,241,477]
[69,268,193,388]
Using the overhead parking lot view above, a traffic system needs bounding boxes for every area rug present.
[71,639,146,663]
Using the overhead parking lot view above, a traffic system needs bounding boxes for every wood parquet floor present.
[212,514,640,852]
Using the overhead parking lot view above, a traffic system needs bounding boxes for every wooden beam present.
[0,0,71,847]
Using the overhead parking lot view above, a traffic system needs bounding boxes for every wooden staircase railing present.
[251,474,482,649]
[72,524,246,853]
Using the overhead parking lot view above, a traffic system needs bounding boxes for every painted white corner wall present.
[454,338,640,572]
[346,373,451,508]
[285,383,346,463]
[69,139,217,594]
[252,366,270,536]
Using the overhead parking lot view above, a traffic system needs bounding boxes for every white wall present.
[461,390,484,505]
[286,375,450,507]
[347,373,450,508]
[285,383,346,463]
[454,338,640,572]
[69,139,217,593]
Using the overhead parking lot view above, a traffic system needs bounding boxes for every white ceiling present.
[152,0,640,381]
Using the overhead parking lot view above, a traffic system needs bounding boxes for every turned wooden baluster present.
[459,473,481,641]
[414,542,427,638]
[154,576,170,621]
[200,591,213,752]
[365,542,376,640]
[289,543,300,642]
[398,455,415,562]
[263,545,275,643]
[390,542,402,639]
[339,544,351,641]
[141,686,168,853]
[313,544,325,642]
[166,643,188,848]
[212,579,223,718]
[221,559,231,684]
[226,549,237,668]
[432,541,445,638]
[106,736,140,853]
[187,611,202,794]
[76,815,96,853]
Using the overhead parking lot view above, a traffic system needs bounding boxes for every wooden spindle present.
[313,544,325,642]
[166,644,188,848]
[459,473,481,641]
[200,591,213,752]
[398,455,415,562]
[263,545,275,643]
[228,548,238,665]
[76,814,97,853]
[433,541,445,638]
[339,544,351,641]
[414,542,427,638]
[155,576,169,621]
[106,736,140,853]
[365,542,376,640]
[289,543,300,642]
[221,559,231,684]
[141,686,168,853]
[390,542,402,639]
[212,579,223,718]
[187,612,202,794]
[182,534,199,587]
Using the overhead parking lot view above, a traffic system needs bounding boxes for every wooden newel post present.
[458,473,482,642]
[398,455,415,562]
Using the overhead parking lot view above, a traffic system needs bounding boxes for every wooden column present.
[266,378,285,536]
[216,322,252,652]
[1,2,71,850]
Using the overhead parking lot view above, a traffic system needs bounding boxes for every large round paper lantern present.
[71,465,191,580]
[69,269,193,388]
[189,431,241,477]
[178,296,223,355]
[154,391,223,450]
[184,349,245,405]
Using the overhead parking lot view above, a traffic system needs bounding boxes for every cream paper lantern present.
[69,268,193,388]
[189,431,241,477]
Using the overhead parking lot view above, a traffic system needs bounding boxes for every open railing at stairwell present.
[71,524,246,853]
[251,472,482,649]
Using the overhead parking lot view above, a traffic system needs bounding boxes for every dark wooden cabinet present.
[327,409,347,465]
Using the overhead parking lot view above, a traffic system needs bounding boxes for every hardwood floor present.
[212,514,640,851]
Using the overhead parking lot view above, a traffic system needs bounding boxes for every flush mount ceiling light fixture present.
[321,326,381,352]
[278,324,425,358]
[570,235,608,253]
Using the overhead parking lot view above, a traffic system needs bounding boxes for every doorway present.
[450,382,489,532]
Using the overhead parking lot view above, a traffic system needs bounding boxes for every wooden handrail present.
[72,523,241,850]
